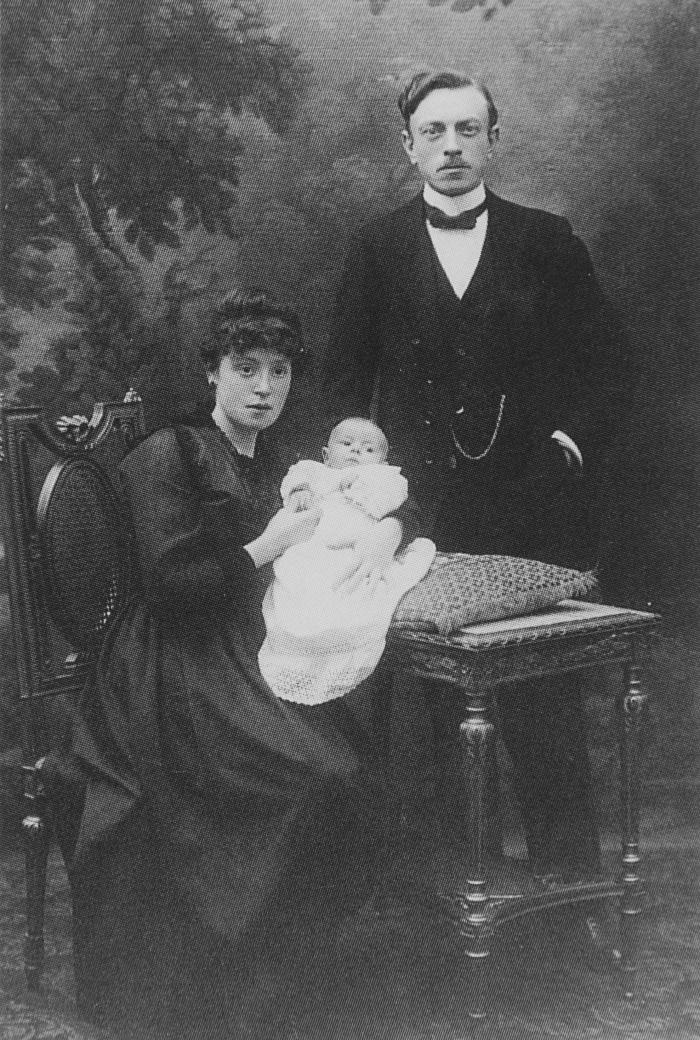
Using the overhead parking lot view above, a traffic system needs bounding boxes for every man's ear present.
[488,124,500,147]
[401,128,417,163]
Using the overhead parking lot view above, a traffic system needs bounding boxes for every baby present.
[258,418,435,705]
[286,416,393,513]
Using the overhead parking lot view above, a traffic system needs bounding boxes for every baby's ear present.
[321,446,329,463]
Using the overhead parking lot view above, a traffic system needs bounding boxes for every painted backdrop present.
[1,0,697,629]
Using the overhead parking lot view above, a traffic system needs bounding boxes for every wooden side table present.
[384,600,659,1023]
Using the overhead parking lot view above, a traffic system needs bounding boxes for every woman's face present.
[212,347,292,435]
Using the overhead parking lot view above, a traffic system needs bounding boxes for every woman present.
[58,290,387,1039]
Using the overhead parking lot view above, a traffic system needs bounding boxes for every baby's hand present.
[338,470,361,492]
[332,518,403,596]
[285,486,314,512]
[325,533,357,550]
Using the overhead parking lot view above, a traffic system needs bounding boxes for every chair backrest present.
[0,397,145,759]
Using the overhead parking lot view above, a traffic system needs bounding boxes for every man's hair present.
[398,71,499,133]
[201,288,308,373]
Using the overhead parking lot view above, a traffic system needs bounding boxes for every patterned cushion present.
[391,553,598,636]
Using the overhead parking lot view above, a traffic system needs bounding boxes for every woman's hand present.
[285,486,314,512]
[267,505,321,547]
[244,505,321,569]
[332,517,403,596]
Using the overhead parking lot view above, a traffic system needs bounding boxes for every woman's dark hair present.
[201,288,309,374]
[398,71,499,134]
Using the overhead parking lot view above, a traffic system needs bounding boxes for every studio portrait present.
[0,1,697,1039]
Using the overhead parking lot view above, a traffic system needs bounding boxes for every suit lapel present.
[481,190,541,384]
[484,190,524,291]
[386,196,449,379]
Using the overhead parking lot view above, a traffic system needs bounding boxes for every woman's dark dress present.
[62,423,385,1038]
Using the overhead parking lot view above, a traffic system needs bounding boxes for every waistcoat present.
[429,238,522,479]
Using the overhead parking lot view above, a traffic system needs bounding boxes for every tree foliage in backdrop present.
[0,0,306,419]
[360,0,514,17]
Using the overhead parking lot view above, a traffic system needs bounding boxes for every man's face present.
[402,85,497,197]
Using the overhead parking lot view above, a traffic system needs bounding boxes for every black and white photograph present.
[0,1,697,1038]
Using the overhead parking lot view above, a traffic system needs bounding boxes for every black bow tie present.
[425,198,488,231]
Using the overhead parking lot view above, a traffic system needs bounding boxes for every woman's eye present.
[274,366,290,377]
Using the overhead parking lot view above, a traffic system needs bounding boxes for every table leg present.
[459,686,495,1022]
[618,662,647,999]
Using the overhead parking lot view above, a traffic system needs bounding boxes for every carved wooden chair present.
[0,395,145,989]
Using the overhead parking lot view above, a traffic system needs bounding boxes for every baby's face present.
[323,419,389,469]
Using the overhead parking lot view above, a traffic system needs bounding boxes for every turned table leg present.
[617,662,647,999]
[459,685,495,1023]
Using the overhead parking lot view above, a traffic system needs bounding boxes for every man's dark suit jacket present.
[323,189,628,567]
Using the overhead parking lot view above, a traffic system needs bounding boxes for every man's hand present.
[552,431,583,472]
[559,444,580,470]
[332,517,403,596]
[527,437,582,483]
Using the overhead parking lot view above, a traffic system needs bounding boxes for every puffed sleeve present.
[120,427,258,620]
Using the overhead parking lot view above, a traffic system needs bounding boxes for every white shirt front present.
[423,182,488,300]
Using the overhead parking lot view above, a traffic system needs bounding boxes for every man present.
[324,70,628,961]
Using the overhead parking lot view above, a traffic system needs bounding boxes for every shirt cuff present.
[552,430,583,468]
